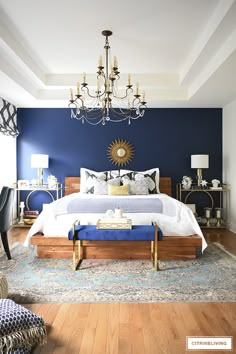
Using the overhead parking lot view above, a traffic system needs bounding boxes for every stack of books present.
[96,217,132,230]
[23,210,39,225]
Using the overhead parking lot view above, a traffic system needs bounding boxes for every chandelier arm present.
[81,85,99,99]
[113,86,133,100]
[68,30,147,124]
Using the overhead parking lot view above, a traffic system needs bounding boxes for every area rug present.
[0,243,235,303]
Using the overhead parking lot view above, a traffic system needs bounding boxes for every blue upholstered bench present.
[68,222,162,271]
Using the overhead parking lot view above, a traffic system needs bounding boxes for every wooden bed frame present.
[31,176,202,260]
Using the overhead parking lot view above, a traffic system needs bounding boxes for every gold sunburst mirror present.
[107,139,134,166]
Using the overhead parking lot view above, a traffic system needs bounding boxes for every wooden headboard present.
[65,176,172,196]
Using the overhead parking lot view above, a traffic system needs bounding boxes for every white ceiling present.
[0,0,236,108]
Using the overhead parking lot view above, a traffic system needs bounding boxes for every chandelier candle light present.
[68,30,147,125]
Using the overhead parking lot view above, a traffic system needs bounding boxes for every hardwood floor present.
[3,227,236,353]
[203,228,236,256]
[23,302,236,354]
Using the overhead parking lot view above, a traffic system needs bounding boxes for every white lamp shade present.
[31,154,49,168]
[191,154,209,169]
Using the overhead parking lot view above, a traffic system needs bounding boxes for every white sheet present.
[24,192,207,251]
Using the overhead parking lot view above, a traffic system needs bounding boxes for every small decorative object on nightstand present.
[204,207,212,227]
[212,179,220,188]
[47,175,58,188]
[182,176,192,190]
[215,208,222,227]
[201,180,208,188]
[18,201,25,225]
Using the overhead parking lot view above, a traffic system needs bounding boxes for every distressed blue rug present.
[0,243,235,303]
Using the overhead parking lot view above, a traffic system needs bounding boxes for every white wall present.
[223,98,236,233]
[0,134,17,189]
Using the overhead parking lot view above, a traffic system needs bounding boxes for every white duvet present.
[24,192,207,251]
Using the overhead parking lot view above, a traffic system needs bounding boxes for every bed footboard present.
[31,234,202,260]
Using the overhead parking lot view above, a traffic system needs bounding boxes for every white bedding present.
[24,192,207,251]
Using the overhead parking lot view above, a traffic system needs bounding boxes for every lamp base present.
[38,168,43,186]
[196,168,202,187]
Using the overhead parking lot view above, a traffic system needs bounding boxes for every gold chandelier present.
[68,30,147,125]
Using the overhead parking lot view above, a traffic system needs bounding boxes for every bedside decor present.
[47,175,58,188]
[18,201,25,225]
[200,180,208,188]
[212,179,220,188]
[17,180,30,189]
[191,154,209,186]
[204,207,212,227]
[182,176,192,190]
[107,139,134,166]
[31,154,49,186]
[215,208,222,227]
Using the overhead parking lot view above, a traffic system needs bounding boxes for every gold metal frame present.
[107,139,134,166]
[151,222,159,271]
[72,220,82,271]
[71,220,159,272]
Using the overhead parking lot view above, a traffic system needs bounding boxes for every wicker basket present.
[0,272,8,298]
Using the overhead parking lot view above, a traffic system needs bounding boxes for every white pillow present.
[120,168,160,193]
[80,168,119,193]
[80,168,107,193]
[93,180,108,195]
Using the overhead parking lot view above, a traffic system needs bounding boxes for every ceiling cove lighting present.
[68,30,147,125]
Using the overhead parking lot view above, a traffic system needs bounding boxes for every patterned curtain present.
[0,98,19,137]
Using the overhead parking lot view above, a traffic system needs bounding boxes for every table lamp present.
[191,154,209,187]
[31,154,49,185]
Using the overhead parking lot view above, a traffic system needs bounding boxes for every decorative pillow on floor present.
[0,299,47,354]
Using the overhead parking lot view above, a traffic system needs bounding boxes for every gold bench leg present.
[151,240,154,264]
[153,222,159,271]
[73,242,76,271]
[73,240,82,271]
[72,220,82,271]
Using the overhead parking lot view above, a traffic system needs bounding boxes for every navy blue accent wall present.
[17,108,222,206]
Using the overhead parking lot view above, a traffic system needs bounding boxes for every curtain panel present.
[0,98,19,137]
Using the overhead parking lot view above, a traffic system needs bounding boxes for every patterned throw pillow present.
[120,168,160,193]
[107,170,120,179]
[93,177,121,195]
[93,180,108,195]
[83,171,107,194]
[80,168,119,193]
[122,177,149,195]
[134,171,157,194]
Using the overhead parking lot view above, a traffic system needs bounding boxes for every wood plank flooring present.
[3,227,236,353]
[24,302,236,354]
